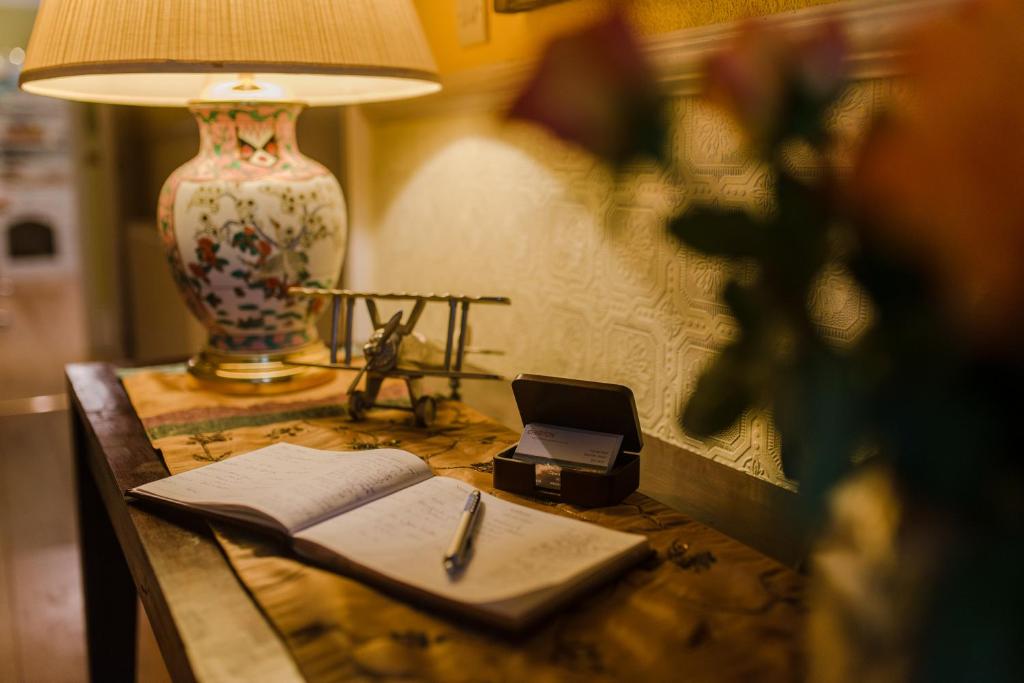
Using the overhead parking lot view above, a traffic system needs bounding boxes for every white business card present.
[514,422,623,474]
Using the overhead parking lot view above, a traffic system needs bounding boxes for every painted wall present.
[352,0,871,488]
[413,0,839,73]
[356,80,880,488]
[0,7,34,49]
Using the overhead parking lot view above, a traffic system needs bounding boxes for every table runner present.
[122,368,805,682]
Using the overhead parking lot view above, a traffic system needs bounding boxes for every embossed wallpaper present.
[354,78,892,488]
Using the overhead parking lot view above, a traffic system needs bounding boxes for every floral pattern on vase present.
[158,103,346,354]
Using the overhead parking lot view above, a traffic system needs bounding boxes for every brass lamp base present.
[187,341,335,395]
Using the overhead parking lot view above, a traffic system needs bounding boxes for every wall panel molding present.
[365,0,958,122]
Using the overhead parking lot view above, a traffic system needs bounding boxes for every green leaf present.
[772,344,861,504]
[668,206,764,258]
[781,81,841,151]
[681,343,756,437]
[765,171,830,295]
[722,280,765,334]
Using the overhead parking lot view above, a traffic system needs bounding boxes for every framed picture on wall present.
[494,0,569,12]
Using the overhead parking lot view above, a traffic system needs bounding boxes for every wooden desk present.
[68,362,805,682]
[68,363,304,682]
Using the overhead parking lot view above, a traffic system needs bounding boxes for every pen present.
[443,489,482,574]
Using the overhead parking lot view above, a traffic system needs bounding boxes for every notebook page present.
[133,443,432,534]
[294,476,647,605]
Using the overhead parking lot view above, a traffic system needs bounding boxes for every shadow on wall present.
[358,69,879,488]
[360,109,785,483]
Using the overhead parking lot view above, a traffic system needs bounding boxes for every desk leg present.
[73,410,138,683]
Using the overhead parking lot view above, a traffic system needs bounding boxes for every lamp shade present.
[19,0,440,106]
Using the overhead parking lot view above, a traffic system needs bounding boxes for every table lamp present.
[18,0,439,391]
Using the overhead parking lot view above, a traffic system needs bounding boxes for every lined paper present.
[134,443,431,533]
[296,476,646,604]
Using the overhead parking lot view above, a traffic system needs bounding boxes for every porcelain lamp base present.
[158,102,347,393]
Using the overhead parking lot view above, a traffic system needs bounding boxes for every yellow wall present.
[356,0,857,486]
[413,0,840,74]
[629,0,841,33]
[413,0,606,72]
[0,7,35,48]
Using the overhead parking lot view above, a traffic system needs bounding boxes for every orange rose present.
[853,0,1024,350]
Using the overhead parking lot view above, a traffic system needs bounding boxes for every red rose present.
[704,18,848,153]
[507,8,667,167]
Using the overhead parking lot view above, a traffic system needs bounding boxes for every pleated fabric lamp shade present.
[19,0,440,106]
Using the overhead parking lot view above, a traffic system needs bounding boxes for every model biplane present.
[287,287,510,426]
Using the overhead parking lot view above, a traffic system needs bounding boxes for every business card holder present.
[493,374,643,508]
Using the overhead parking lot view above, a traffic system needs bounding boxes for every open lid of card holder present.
[511,374,644,454]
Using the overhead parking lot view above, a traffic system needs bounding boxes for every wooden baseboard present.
[441,375,810,567]
[640,435,810,568]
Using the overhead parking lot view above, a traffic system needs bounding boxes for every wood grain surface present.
[116,364,807,682]
[67,363,304,683]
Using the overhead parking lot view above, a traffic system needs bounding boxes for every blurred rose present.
[507,8,666,167]
[853,0,1024,349]
[704,19,848,152]
[704,23,790,149]
[796,19,848,102]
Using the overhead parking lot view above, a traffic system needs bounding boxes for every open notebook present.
[129,442,650,630]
